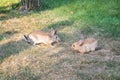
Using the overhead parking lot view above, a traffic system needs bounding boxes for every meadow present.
[0,0,120,80]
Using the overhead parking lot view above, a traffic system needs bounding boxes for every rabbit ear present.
[78,40,84,46]
[80,34,84,40]
[51,28,57,35]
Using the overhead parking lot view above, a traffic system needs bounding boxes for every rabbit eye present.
[72,45,75,47]
[55,36,58,39]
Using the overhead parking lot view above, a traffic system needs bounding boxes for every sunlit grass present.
[0,0,20,14]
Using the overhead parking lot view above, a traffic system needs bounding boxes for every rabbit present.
[23,29,61,46]
[71,37,97,54]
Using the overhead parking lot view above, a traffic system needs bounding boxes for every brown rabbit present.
[71,37,97,54]
[23,29,61,46]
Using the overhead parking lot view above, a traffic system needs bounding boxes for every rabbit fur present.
[71,37,97,54]
[23,29,61,46]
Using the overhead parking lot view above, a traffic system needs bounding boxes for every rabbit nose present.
[71,46,75,51]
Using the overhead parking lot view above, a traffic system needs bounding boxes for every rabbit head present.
[50,29,61,43]
[71,35,84,50]
[71,40,84,51]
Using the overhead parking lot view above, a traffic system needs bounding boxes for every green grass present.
[0,0,120,80]
[0,0,19,13]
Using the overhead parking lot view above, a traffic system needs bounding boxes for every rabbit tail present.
[24,35,30,43]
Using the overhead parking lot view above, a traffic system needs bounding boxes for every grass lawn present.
[0,0,120,80]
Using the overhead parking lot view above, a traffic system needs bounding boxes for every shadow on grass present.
[46,20,74,29]
[0,39,30,62]
[41,0,73,10]
[0,30,18,41]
